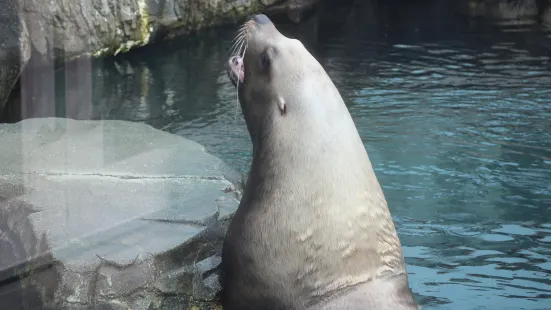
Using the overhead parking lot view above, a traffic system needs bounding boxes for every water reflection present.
[3,1,551,309]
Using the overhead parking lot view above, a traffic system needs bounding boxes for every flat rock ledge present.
[0,117,243,310]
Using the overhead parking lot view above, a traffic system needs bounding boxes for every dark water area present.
[5,1,551,309]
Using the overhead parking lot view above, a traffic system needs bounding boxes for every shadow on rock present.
[0,180,60,310]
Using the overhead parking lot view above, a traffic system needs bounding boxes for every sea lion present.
[220,14,419,310]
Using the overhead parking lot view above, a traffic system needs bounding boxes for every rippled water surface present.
[29,5,551,310]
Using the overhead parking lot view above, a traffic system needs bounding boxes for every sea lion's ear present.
[278,96,286,116]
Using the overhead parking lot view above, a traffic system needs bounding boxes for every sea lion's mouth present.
[227,55,244,88]
[227,17,256,89]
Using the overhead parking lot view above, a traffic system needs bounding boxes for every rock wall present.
[0,0,325,122]
[461,0,551,22]
[0,0,30,121]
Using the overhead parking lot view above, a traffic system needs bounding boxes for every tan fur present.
[220,15,418,310]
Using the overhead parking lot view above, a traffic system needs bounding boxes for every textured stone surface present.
[0,117,241,309]
[0,0,326,117]
[20,0,325,62]
[0,0,30,117]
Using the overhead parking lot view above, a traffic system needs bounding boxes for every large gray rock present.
[0,117,242,309]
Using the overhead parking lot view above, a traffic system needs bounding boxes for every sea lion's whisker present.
[228,22,251,56]
[236,30,247,49]
[233,26,246,39]
[227,43,237,57]
[240,42,248,59]
[230,36,244,58]
[230,36,244,56]
[231,25,246,42]
[243,41,248,54]
[235,24,247,33]
[230,34,241,44]
[228,35,242,56]
[232,29,245,45]
[236,40,246,58]
[227,33,243,56]
[234,83,240,122]
[229,31,247,56]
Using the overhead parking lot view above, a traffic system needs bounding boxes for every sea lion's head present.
[226,14,335,144]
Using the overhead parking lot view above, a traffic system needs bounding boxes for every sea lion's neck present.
[246,102,377,206]
[242,111,408,291]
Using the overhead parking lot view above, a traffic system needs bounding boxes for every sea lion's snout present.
[252,14,272,25]
[226,14,273,88]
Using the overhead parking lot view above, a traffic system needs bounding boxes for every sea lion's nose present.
[252,14,271,25]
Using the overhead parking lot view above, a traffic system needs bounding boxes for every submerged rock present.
[0,118,242,309]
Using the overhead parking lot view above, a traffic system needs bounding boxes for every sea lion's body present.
[220,14,418,310]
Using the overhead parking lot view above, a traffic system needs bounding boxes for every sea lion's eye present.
[261,51,270,69]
